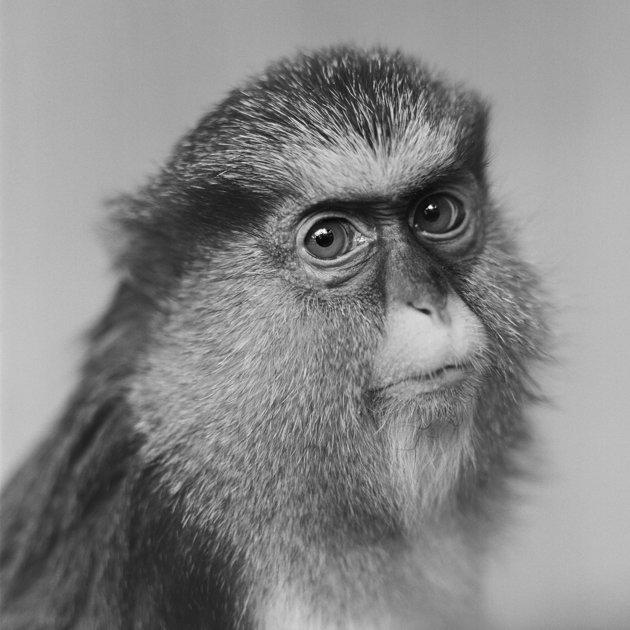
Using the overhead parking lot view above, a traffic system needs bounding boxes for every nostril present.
[408,301,432,316]
[408,299,452,325]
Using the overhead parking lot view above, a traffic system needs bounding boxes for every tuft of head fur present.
[1,47,548,629]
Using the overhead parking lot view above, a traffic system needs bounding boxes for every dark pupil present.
[314,227,335,248]
[422,203,441,222]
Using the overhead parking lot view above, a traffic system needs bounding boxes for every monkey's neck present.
[238,422,483,628]
[127,404,487,628]
[128,427,485,630]
[253,513,483,630]
[248,418,483,628]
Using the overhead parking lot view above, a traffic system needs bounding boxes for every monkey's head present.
[107,46,545,594]
[0,46,551,629]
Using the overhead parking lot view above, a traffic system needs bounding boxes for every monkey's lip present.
[372,364,471,395]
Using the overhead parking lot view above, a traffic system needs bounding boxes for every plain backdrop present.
[1,2,629,629]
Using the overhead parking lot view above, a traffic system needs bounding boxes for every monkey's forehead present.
[176,48,488,200]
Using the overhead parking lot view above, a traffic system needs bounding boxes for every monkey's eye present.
[303,219,357,260]
[409,193,468,240]
[296,212,373,273]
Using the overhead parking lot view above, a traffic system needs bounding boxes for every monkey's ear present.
[103,174,269,303]
[104,187,189,302]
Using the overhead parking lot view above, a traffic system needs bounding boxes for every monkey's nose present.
[371,293,486,387]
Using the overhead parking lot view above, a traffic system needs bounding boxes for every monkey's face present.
[127,49,545,528]
[276,182,488,393]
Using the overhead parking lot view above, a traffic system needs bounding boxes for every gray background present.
[2,1,629,628]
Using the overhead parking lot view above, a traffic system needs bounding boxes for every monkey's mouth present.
[372,364,471,395]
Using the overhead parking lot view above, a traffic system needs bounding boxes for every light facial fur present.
[1,47,547,629]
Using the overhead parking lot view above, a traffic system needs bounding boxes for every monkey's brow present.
[297,170,479,219]
[298,197,407,220]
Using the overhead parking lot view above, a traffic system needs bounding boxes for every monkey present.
[0,47,548,629]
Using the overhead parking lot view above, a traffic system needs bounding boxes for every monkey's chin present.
[372,365,472,401]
